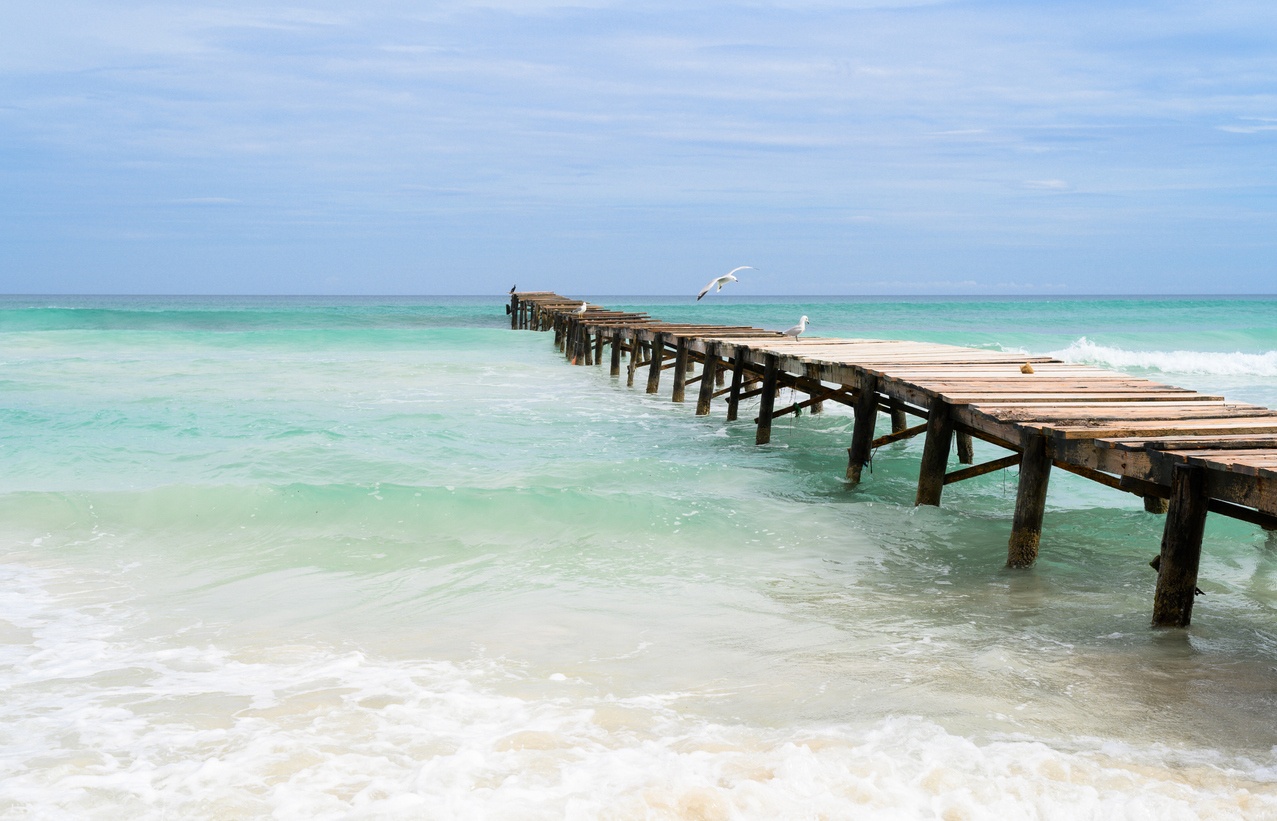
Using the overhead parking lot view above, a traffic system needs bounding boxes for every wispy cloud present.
[2,1,1276,293]
[1023,180,1070,191]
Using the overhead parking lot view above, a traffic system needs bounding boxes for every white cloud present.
[1023,180,1070,190]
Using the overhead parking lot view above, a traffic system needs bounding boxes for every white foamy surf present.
[2,563,1275,820]
[1049,337,1277,377]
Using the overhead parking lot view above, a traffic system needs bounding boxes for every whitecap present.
[1050,337,1277,376]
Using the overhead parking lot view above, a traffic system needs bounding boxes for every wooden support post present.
[610,331,622,377]
[510,295,518,329]
[696,351,720,416]
[756,354,779,445]
[672,338,689,402]
[956,432,974,464]
[1144,495,1169,514]
[891,401,908,434]
[595,332,604,366]
[582,330,593,366]
[1007,436,1052,568]
[626,341,639,387]
[847,377,878,483]
[805,365,824,414]
[554,318,564,350]
[646,334,665,394]
[1152,464,1209,628]
[727,348,745,422]
[914,401,954,506]
[716,364,726,387]
[564,319,575,359]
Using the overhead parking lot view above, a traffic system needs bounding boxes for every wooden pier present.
[509,292,1277,628]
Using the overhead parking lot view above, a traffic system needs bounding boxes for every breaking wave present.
[1049,337,1277,376]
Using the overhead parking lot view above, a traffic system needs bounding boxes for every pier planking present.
[510,292,1277,628]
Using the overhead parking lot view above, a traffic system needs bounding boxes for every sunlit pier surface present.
[509,291,1277,628]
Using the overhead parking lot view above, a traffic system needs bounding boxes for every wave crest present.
[1049,337,1277,376]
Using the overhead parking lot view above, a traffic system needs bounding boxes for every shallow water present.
[2,294,1277,818]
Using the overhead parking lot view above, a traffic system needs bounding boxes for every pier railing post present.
[1152,464,1209,628]
[727,347,745,422]
[756,354,779,445]
[672,338,689,402]
[847,376,878,483]
[696,348,720,416]
[646,333,665,394]
[610,331,622,377]
[1007,435,1053,568]
[914,401,954,506]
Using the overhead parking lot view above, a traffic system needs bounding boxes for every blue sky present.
[2,0,1275,295]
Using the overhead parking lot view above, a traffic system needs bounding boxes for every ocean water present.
[2,293,1277,819]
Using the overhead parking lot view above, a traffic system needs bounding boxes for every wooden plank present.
[943,393,1221,404]
[1045,419,1277,439]
[1098,434,1277,451]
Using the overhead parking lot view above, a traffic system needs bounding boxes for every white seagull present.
[782,315,810,339]
[696,266,754,301]
[575,301,588,315]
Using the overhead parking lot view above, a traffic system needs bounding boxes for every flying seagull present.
[696,266,754,301]
[782,315,809,339]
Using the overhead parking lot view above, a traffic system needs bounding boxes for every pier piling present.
[847,377,878,484]
[1007,436,1053,568]
[1152,465,1209,628]
[756,355,779,445]
[915,401,955,506]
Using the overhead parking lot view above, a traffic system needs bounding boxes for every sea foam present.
[2,562,1275,820]
[1049,337,1277,376]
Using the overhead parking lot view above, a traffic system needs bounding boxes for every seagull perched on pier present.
[510,284,516,294]
[575,301,588,315]
[782,315,809,339]
[696,266,754,301]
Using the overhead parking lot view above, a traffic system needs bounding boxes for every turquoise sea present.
[3,294,1277,818]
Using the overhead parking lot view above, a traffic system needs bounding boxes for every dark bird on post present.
[510,284,517,294]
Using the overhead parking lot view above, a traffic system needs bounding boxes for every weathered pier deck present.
[509,291,1277,627]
